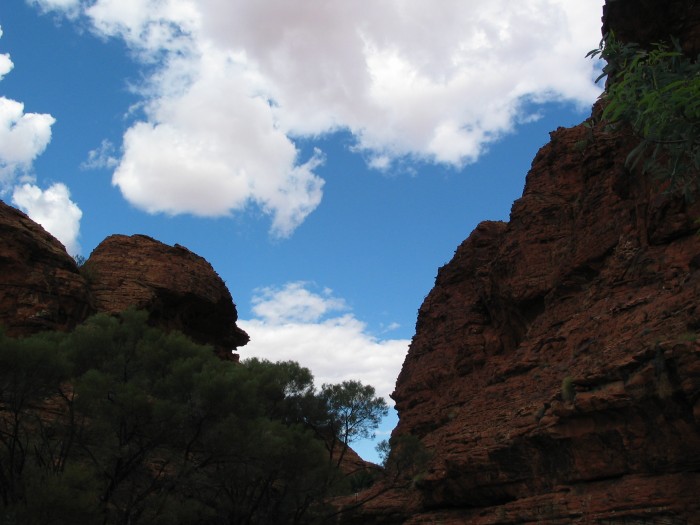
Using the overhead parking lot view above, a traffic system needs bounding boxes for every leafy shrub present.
[588,33,700,195]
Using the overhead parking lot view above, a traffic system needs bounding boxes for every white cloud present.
[110,46,325,237]
[0,29,55,185]
[239,282,409,404]
[33,0,605,233]
[0,26,12,81]
[199,0,604,165]
[12,183,83,255]
[0,53,12,80]
[0,97,56,186]
[82,139,119,169]
[251,281,348,324]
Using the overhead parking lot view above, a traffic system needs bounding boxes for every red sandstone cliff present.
[0,200,92,336]
[343,1,700,523]
[0,203,247,357]
[85,234,248,358]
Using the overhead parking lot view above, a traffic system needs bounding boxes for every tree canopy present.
[588,33,700,194]
[0,310,387,524]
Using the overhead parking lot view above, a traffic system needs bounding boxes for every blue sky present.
[0,0,604,461]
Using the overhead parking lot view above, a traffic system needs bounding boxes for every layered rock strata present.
[384,124,700,524]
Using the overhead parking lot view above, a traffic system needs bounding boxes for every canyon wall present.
[345,1,700,522]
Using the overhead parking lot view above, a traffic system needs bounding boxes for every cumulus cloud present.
[0,27,12,81]
[0,97,56,185]
[0,27,56,185]
[239,282,409,404]
[198,0,604,163]
[0,53,11,80]
[12,183,83,255]
[252,281,348,324]
[111,47,325,237]
[35,0,604,234]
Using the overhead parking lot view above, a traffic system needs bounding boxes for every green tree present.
[0,331,69,509]
[242,358,318,424]
[0,312,380,524]
[588,33,700,193]
[375,434,430,486]
[61,310,217,523]
[318,381,388,468]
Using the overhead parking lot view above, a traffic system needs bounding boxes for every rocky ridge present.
[0,201,247,357]
[342,1,700,523]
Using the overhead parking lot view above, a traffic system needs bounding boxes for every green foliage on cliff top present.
[588,33,700,194]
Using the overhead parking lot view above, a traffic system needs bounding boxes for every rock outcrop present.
[0,200,92,336]
[84,234,249,359]
[343,1,700,523]
[0,203,247,357]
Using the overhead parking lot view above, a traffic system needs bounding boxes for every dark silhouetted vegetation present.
[375,434,430,485]
[317,381,388,469]
[0,310,386,524]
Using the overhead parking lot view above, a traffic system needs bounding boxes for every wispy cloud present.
[82,139,119,170]
[239,282,409,404]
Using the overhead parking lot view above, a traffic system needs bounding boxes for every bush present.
[561,376,576,403]
[588,33,700,194]
[0,310,385,524]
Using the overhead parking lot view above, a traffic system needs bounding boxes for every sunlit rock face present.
[0,202,247,359]
[342,1,700,522]
[85,234,248,359]
[0,199,92,336]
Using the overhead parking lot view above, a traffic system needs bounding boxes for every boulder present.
[85,234,249,359]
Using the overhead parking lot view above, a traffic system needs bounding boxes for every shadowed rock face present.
[85,234,249,359]
[0,200,92,336]
[382,124,700,524]
[342,1,700,523]
[602,0,700,56]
